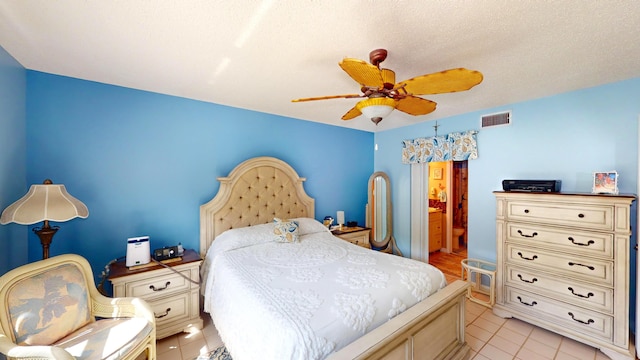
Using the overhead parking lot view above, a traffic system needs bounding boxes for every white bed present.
[200,156,469,360]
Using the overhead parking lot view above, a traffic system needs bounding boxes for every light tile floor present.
[464,298,613,360]
[158,298,620,360]
[156,315,223,360]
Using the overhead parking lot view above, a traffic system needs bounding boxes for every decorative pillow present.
[291,217,331,235]
[273,218,299,243]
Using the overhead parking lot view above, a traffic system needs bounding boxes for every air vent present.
[481,111,511,128]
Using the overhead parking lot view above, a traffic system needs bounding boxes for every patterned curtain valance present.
[401,130,478,164]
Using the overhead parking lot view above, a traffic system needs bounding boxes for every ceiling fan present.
[292,49,483,125]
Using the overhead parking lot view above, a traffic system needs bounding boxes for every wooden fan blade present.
[341,106,362,120]
[339,58,384,87]
[381,68,395,86]
[292,94,362,102]
[398,68,483,95]
[395,95,437,116]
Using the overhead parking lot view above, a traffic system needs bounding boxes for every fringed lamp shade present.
[0,180,88,259]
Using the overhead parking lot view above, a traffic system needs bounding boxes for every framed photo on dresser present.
[592,171,618,194]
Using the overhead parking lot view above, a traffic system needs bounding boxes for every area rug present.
[195,345,232,360]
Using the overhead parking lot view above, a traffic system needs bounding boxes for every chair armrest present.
[0,335,75,360]
[91,293,156,325]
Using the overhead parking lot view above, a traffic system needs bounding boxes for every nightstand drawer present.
[332,227,371,248]
[124,270,192,299]
[149,292,190,327]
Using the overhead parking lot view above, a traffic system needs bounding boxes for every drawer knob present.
[155,308,171,319]
[568,312,594,325]
[517,274,538,283]
[578,213,585,218]
[517,252,538,261]
[568,237,595,247]
[568,287,595,299]
[568,262,595,271]
[523,209,530,214]
[517,230,538,238]
[149,281,171,291]
[516,296,537,307]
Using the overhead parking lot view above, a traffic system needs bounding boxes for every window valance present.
[401,130,478,164]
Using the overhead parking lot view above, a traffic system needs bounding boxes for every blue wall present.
[0,46,27,274]
[375,77,640,327]
[25,71,374,275]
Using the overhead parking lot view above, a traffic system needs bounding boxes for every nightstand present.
[331,227,371,248]
[108,249,203,339]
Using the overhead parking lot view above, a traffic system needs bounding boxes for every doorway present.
[410,161,468,283]
[429,160,468,282]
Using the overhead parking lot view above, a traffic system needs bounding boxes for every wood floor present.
[429,245,467,283]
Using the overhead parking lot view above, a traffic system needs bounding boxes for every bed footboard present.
[328,280,470,360]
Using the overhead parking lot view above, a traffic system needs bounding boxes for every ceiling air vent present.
[481,111,511,128]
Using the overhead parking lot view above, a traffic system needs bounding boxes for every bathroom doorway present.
[421,160,468,282]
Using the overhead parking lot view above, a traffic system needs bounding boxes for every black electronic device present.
[153,246,180,261]
[502,179,561,193]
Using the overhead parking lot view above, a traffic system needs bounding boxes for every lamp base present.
[33,220,59,259]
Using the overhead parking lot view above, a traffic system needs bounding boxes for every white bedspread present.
[201,219,447,360]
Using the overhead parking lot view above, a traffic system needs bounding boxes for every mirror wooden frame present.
[367,171,402,255]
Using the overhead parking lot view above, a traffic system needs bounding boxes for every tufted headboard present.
[199,156,315,256]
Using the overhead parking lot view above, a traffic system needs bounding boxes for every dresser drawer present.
[505,287,613,341]
[123,270,192,299]
[505,265,613,313]
[506,200,613,231]
[505,244,613,286]
[506,223,613,258]
[148,292,191,328]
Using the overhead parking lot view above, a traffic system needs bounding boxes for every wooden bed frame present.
[200,156,470,360]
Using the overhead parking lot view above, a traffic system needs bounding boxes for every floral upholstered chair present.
[0,254,156,360]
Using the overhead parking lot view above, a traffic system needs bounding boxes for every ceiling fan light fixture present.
[356,97,396,125]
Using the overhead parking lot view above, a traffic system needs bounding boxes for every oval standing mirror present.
[367,172,402,256]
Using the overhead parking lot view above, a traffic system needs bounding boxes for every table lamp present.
[0,179,89,259]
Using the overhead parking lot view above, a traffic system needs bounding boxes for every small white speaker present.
[126,236,150,267]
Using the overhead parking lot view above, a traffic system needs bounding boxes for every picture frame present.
[433,168,443,180]
[592,171,618,194]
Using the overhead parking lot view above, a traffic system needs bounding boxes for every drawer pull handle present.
[517,274,538,283]
[149,281,171,291]
[568,262,595,271]
[568,312,594,325]
[568,287,594,299]
[523,209,530,214]
[568,237,595,247]
[578,213,585,218]
[516,296,537,307]
[517,252,538,261]
[517,230,538,238]
[155,308,171,319]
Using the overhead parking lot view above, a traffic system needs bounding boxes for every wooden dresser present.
[493,192,635,360]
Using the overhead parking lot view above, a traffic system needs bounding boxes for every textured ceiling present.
[1,1,639,132]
